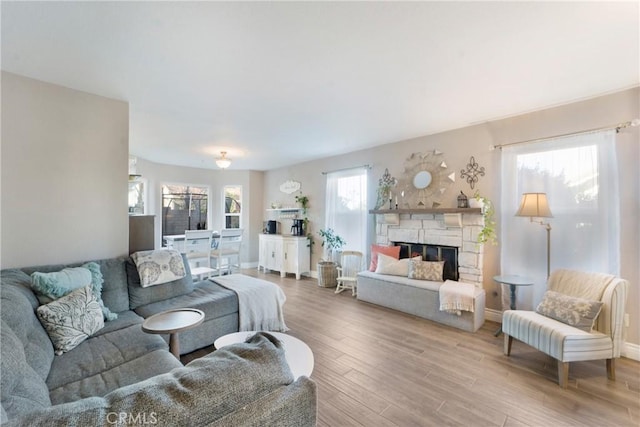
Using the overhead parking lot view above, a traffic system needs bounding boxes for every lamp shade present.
[215,151,231,169]
[515,193,552,218]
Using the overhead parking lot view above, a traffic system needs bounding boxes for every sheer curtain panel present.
[324,167,368,256]
[500,130,619,310]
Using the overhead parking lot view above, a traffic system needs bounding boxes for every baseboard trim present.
[484,308,503,324]
[623,342,640,361]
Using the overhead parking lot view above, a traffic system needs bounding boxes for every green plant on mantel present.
[294,193,309,214]
[318,228,346,262]
[474,191,497,245]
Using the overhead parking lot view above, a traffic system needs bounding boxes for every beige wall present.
[263,87,639,346]
[132,158,264,265]
[1,72,129,268]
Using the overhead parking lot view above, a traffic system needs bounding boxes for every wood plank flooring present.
[183,270,640,427]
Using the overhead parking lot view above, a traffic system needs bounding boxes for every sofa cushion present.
[0,271,54,381]
[6,333,312,426]
[126,255,195,309]
[36,286,105,355]
[21,257,131,314]
[0,320,52,420]
[48,349,182,405]
[536,290,603,332]
[45,315,170,393]
[134,279,237,320]
[408,259,444,281]
[31,263,117,322]
[131,249,187,287]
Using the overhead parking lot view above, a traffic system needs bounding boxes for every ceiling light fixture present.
[215,151,231,169]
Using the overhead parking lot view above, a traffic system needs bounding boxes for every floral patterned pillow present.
[536,290,603,332]
[131,249,186,287]
[36,286,104,355]
[408,260,445,281]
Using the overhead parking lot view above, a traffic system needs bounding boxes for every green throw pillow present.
[536,290,603,332]
[36,286,104,355]
[30,262,117,321]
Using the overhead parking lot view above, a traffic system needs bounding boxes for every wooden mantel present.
[369,208,482,214]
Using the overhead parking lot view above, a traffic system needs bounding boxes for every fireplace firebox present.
[393,242,459,281]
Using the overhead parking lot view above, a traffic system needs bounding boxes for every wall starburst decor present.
[460,156,485,190]
[397,150,455,208]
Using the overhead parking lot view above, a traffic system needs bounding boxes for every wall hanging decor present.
[375,168,397,209]
[397,150,455,208]
[460,156,485,190]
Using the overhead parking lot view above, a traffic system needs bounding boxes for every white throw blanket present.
[439,279,476,316]
[211,274,288,332]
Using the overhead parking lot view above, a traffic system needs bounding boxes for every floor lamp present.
[515,193,553,278]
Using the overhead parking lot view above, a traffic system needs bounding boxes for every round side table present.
[142,308,205,358]
[493,275,534,337]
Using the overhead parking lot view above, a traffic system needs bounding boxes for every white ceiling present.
[2,2,638,171]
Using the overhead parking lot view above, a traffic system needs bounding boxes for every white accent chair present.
[335,251,363,296]
[184,230,216,280]
[210,228,243,276]
[503,269,629,388]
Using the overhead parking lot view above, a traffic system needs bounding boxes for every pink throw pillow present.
[369,245,401,271]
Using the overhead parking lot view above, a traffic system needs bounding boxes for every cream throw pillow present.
[36,286,104,355]
[375,254,422,277]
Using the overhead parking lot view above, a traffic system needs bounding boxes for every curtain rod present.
[321,164,371,175]
[492,119,639,150]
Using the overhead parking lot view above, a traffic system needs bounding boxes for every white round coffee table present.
[142,308,205,358]
[214,331,314,379]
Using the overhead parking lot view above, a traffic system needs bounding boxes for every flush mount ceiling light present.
[215,151,231,169]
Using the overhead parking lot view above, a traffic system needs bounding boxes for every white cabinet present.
[258,234,310,280]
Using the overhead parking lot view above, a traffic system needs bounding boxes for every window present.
[324,167,368,256]
[128,180,145,214]
[162,184,209,240]
[500,130,619,309]
[224,185,242,229]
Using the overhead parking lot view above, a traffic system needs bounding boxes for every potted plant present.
[316,228,346,288]
[472,192,497,245]
[318,228,346,262]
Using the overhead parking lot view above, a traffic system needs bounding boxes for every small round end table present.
[142,308,205,358]
[493,275,534,337]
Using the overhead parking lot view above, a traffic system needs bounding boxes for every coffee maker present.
[291,219,305,236]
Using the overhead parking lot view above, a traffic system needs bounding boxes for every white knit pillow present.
[375,254,422,276]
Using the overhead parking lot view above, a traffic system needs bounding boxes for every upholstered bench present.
[357,271,485,332]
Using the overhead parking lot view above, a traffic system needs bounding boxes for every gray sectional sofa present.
[0,255,317,425]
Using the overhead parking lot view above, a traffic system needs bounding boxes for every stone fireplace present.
[374,210,485,287]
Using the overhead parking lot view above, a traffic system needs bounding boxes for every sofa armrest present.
[3,333,317,427]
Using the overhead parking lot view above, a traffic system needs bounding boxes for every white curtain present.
[500,130,619,310]
[325,167,368,257]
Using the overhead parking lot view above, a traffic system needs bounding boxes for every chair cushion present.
[536,290,603,332]
[503,310,613,362]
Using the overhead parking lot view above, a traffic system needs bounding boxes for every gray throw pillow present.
[36,286,104,355]
[536,290,603,332]
[408,259,445,281]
